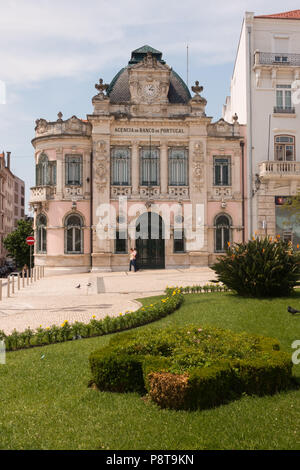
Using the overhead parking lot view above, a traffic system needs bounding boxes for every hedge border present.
[0,289,184,352]
[89,325,294,411]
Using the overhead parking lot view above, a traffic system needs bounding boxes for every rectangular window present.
[173,229,185,253]
[115,230,127,253]
[275,85,292,112]
[65,155,82,186]
[111,147,131,186]
[169,148,188,186]
[140,148,159,186]
[213,157,231,186]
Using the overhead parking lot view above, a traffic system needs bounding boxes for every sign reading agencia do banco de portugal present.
[114,127,186,134]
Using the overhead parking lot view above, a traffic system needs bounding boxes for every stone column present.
[131,141,139,196]
[160,142,168,196]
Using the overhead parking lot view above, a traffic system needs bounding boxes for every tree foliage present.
[212,236,300,298]
[3,219,34,268]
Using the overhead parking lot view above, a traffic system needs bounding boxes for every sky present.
[0,0,300,213]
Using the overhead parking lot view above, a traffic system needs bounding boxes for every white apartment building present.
[223,10,300,247]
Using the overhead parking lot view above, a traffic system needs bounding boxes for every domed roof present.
[107,46,191,104]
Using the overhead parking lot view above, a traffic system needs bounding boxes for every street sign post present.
[26,236,35,277]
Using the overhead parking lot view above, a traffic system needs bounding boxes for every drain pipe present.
[240,141,245,243]
[247,25,253,238]
[90,150,93,271]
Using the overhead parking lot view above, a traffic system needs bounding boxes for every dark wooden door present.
[135,212,165,269]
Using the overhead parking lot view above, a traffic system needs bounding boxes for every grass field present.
[0,291,299,450]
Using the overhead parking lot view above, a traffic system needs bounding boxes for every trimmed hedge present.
[89,325,294,410]
[0,289,184,351]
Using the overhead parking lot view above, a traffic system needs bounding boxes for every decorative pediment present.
[207,118,239,137]
[132,52,170,71]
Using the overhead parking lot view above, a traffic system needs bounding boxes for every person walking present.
[129,248,136,272]
[132,247,137,272]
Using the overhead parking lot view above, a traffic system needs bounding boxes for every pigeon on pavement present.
[75,284,81,288]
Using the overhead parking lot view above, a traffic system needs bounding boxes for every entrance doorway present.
[135,212,165,269]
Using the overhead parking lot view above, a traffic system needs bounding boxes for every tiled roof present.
[255,9,300,19]
[107,46,191,104]
[108,68,191,104]
[132,45,162,55]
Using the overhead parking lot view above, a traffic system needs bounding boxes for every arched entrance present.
[135,212,165,269]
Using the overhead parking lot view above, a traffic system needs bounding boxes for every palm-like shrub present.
[212,236,300,297]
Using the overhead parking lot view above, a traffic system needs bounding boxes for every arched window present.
[65,214,83,254]
[274,136,295,161]
[36,214,47,253]
[36,153,57,186]
[215,214,231,252]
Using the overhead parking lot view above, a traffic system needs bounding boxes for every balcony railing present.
[273,106,295,114]
[259,161,300,176]
[254,51,300,67]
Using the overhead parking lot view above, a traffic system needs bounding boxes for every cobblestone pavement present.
[0,267,216,334]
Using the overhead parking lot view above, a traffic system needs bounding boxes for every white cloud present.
[0,0,299,84]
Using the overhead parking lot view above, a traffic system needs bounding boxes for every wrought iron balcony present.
[273,106,295,114]
[254,51,300,66]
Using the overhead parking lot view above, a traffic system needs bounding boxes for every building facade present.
[223,9,300,247]
[0,151,25,265]
[30,46,246,272]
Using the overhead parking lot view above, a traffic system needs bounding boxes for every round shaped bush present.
[212,236,300,297]
[89,325,294,410]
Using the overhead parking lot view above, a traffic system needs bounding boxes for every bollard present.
[27,269,29,286]
[34,267,36,282]
[7,276,10,297]
[11,275,15,294]
[0,279,2,301]
[30,268,33,284]
[17,274,20,290]
[37,266,40,280]
[42,266,44,277]
[22,270,25,288]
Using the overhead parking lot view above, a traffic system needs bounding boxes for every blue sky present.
[0,0,300,212]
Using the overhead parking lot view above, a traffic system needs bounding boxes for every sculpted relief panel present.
[94,140,109,193]
[192,141,205,192]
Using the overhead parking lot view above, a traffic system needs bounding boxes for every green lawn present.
[0,292,299,450]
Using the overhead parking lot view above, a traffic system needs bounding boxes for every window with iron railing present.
[213,157,231,186]
[111,147,131,186]
[65,155,83,186]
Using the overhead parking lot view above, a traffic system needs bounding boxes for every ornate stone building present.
[30,46,246,272]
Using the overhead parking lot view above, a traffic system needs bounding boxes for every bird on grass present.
[75,284,81,289]
[288,306,300,315]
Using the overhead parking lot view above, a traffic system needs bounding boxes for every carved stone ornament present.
[191,81,203,95]
[94,140,109,192]
[192,142,205,191]
[35,118,48,133]
[193,141,204,162]
[94,78,109,101]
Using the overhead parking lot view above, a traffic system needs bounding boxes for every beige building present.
[30,46,246,272]
[0,151,25,265]
[223,9,300,246]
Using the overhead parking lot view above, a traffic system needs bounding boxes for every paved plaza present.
[0,267,216,334]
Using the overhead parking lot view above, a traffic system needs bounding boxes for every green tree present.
[3,219,34,268]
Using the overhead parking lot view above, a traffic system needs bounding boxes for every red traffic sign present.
[26,236,35,246]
